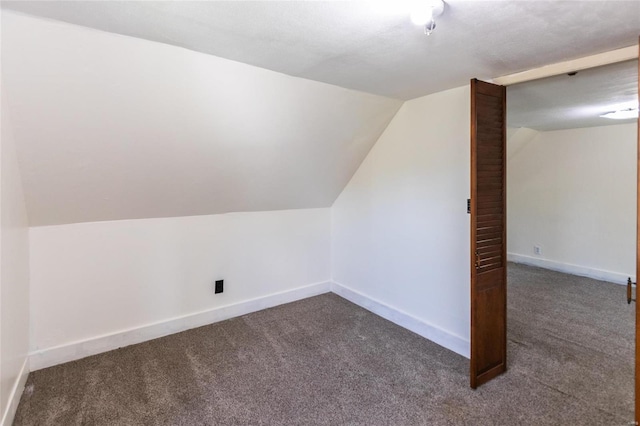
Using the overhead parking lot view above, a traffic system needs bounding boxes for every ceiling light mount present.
[410,0,445,36]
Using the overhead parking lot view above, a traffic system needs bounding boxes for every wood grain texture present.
[470,78,507,389]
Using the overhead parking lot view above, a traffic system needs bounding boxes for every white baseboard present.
[30,281,331,371]
[1,358,29,426]
[507,253,632,285]
[30,279,472,371]
[330,281,470,359]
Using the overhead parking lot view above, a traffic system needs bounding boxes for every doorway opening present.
[468,58,639,422]
[504,59,638,421]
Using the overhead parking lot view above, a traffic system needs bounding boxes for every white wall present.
[29,208,331,368]
[507,123,637,283]
[331,86,471,357]
[2,11,401,226]
[0,93,30,423]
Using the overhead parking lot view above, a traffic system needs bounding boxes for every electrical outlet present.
[214,280,224,294]
[533,245,542,256]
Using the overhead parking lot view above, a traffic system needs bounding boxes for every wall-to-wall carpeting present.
[14,263,633,425]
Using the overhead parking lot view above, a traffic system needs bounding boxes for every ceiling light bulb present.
[410,8,433,26]
[600,108,639,120]
[409,0,445,35]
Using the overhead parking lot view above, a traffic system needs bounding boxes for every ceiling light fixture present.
[600,107,639,120]
[410,0,445,35]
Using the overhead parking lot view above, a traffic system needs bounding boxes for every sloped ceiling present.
[1,12,402,226]
[3,1,640,100]
[508,60,638,131]
[2,1,640,226]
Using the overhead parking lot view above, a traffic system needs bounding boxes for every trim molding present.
[30,281,331,371]
[29,279,474,371]
[1,358,29,426]
[330,280,470,359]
[492,44,638,86]
[508,253,632,285]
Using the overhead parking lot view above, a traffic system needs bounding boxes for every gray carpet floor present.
[14,263,635,425]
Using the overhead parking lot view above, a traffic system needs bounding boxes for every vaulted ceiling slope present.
[1,12,402,226]
[3,1,640,100]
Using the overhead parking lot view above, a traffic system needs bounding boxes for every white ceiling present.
[3,1,640,100]
[2,12,402,226]
[508,59,639,131]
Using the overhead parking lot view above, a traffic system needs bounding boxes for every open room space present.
[0,1,639,425]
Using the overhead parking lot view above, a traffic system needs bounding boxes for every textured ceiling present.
[3,1,640,100]
[508,60,638,131]
[2,12,402,226]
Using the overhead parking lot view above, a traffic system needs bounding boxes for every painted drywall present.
[1,11,402,226]
[507,123,637,283]
[4,1,640,100]
[29,208,331,363]
[0,91,30,423]
[331,85,471,356]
